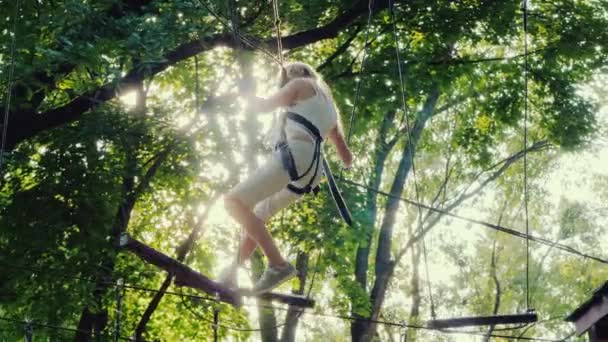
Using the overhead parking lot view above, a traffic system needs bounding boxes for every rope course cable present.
[1,3,600,341]
[344,0,375,145]
[0,312,569,342]
[337,176,608,264]
[178,289,287,333]
[195,0,284,66]
[0,316,131,341]
[271,0,284,66]
[0,260,575,341]
[388,0,437,319]
[0,0,21,176]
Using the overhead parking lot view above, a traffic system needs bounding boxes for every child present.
[222,62,353,294]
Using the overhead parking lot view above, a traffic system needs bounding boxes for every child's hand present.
[342,149,353,169]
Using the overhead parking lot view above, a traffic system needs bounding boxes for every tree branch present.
[393,140,550,265]
[6,0,394,150]
[317,23,364,71]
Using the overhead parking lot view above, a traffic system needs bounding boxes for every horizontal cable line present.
[338,177,608,265]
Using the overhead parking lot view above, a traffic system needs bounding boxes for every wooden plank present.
[255,292,315,308]
[119,234,316,308]
[573,297,608,336]
[427,312,538,329]
[119,234,242,307]
[566,281,608,322]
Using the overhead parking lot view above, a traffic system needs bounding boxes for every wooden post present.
[566,281,608,341]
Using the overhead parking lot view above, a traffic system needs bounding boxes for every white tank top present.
[283,81,337,142]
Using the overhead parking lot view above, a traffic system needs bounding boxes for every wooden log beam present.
[427,312,538,329]
[119,234,315,308]
[119,234,242,306]
[566,281,608,336]
[256,292,315,308]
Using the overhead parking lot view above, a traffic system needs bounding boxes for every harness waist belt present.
[276,111,352,226]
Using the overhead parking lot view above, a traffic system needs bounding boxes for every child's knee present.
[224,194,244,214]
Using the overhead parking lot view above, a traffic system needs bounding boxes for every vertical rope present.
[271,0,284,66]
[388,0,436,319]
[195,0,282,65]
[522,0,531,312]
[227,0,242,269]
[1,0,21,175]
[345,0,375,146]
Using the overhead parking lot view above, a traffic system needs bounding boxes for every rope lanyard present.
[196,0,283,66]
[271,0,284,66]
[345,0,375,146]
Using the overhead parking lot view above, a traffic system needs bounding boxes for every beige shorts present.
[227,140,323,222]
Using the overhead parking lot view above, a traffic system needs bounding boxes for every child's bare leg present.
[236,234,257,264]
[224,195,286,267]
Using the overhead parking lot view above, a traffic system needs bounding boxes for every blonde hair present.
[280,62,345,136]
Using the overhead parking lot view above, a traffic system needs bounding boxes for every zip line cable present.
[0,0,21,176]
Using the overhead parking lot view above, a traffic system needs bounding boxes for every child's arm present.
[328,126,353,168]
[248,80,303,113]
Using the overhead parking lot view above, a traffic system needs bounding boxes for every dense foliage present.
[1,0,607,341]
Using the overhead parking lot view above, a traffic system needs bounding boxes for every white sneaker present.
[252,263,297,295]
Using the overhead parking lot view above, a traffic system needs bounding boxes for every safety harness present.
[275,112,353,226]
[275,112,322,195]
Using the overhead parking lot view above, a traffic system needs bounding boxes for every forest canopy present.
[1,0,607,341]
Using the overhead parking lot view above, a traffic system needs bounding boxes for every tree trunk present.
[352,85,440,342]
[251,251,279,342]
[404,246,421,342]
[74,83,153,341]
[354,110,398,291]
[74,179,136,341]
[280,252,309,342]
[351,111,398,339]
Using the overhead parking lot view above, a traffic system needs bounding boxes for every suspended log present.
[119,234,315,308]
[427,312,538,329]
[119,233,242,306]
[256,291,314,308]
